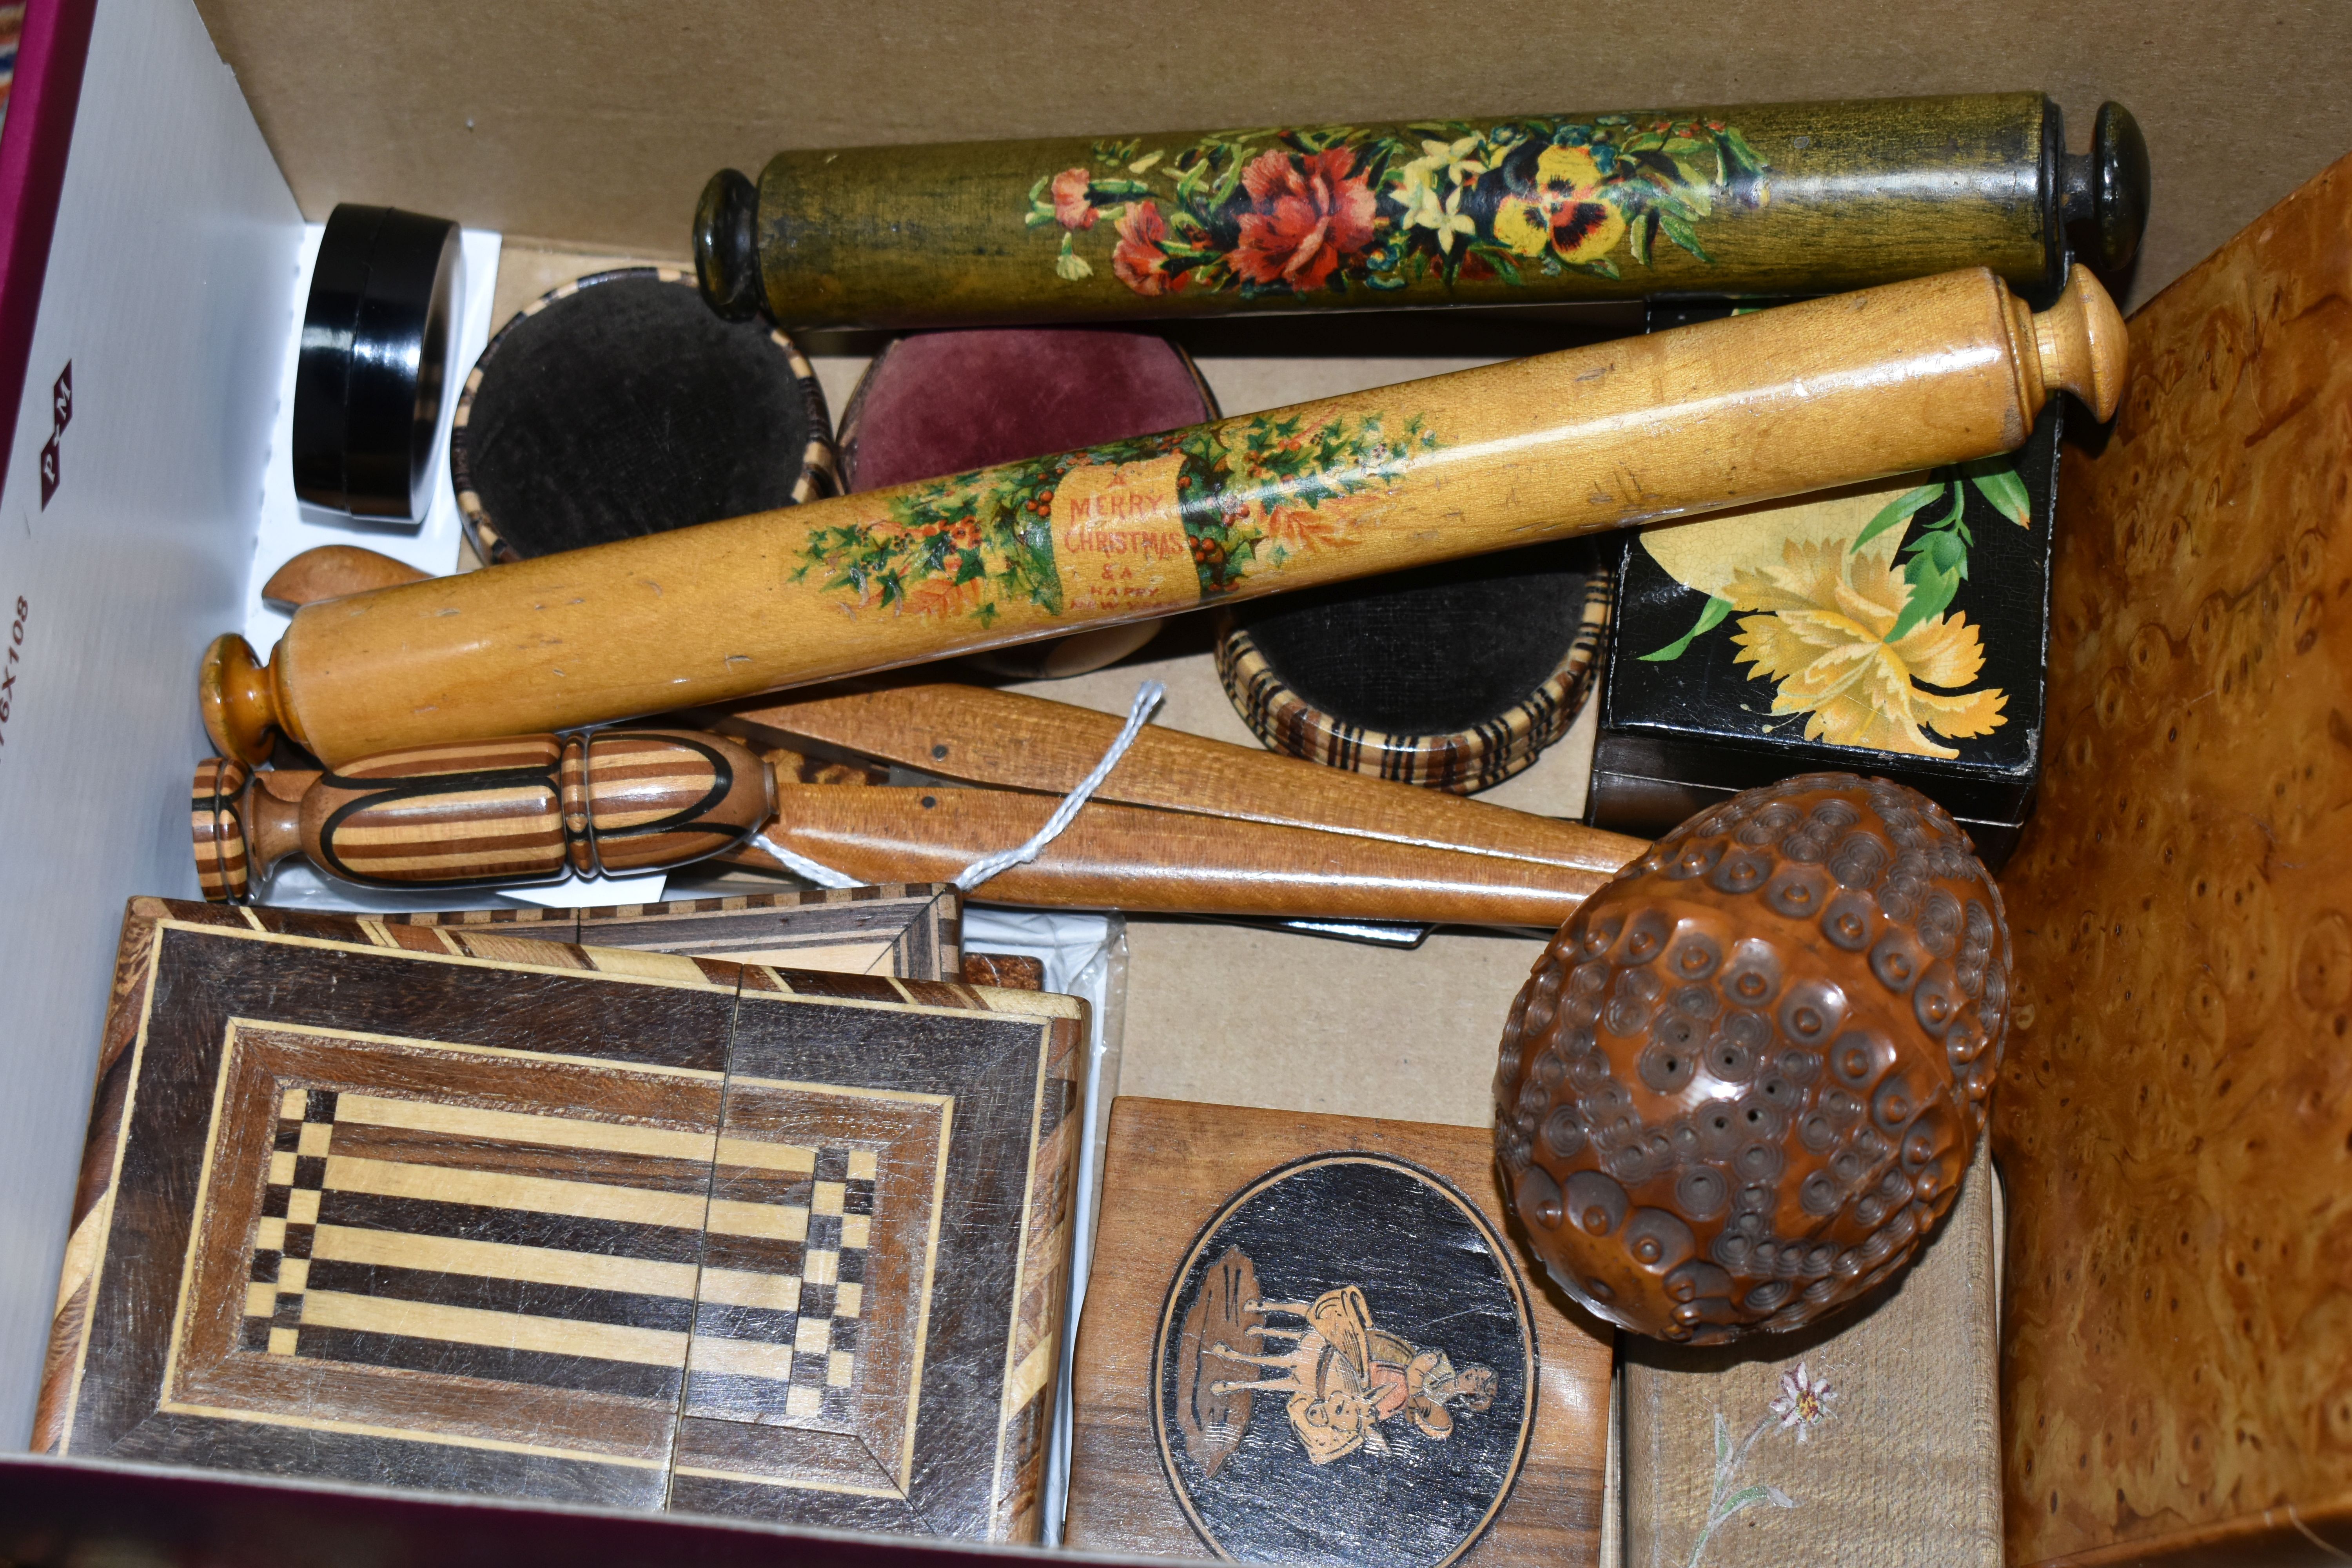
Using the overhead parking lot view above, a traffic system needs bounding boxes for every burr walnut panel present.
[1995,150,2352,1565]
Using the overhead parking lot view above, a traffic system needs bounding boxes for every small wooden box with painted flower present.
[1590,398,2059,869]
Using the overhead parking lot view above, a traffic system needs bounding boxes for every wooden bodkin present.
[1064,1097,1611,1568]
[200,266,2124,768]
[713,682,1640,876]
[722,783,1619,929]
[694,94,2149,330]
[1994,150,2352,1567]
[38,900,1083,1540]
[198,686,1648,927]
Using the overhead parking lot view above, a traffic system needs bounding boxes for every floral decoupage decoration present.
[792,411,1441,628]
[1636,461,2031,759]
[1683,1363,1839,1568]
[1024,116,1768,299]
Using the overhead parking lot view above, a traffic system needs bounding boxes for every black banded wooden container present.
[1216,544,1612,793]
[696,94,2147,330]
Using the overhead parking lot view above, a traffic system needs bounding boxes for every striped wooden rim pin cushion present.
[451,267,837,566]
[1215,559,1613,793]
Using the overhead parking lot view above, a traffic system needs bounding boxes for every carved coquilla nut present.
[1493,773,2011,1343]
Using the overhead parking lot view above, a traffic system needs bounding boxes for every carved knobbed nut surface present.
[1493,773,2010,1343]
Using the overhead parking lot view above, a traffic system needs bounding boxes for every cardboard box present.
[4,0,2352,1560]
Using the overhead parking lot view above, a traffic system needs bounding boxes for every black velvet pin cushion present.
[292,204,463,521]
[1217,538,1612,793]
[450,268,835,564]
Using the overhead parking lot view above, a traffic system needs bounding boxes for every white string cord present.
[751,833,866,889]
[752,678,1168,895]
[948,679,1166,891]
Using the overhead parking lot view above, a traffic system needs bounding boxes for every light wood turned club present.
[200,265,2125,769]
[190,684,1649,926]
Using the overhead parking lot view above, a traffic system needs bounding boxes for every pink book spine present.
[0,0,97,486]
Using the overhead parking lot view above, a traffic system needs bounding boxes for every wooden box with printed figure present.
[1064,1098,1611,1568]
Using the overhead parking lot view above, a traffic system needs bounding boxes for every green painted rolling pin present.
[199,264,2125,769]
[695,93,2147,330]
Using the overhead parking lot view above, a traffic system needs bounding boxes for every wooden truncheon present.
[694,93,2149,330]
[200,265,2125,770]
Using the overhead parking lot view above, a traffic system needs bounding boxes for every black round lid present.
[292,204,462,521]
[1238,537,1604,734]
[451,269,836,563]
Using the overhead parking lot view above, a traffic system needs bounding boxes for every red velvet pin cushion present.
[838,328,1220,678]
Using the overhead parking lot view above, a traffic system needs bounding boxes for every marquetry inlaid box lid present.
[36,898,1083,1543]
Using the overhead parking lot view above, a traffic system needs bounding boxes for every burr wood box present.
[1992,149,2352,1567]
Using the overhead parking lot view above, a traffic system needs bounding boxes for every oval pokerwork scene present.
[1151,1153,1537,1567]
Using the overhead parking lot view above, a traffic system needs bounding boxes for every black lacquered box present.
[1590,377,2060,870]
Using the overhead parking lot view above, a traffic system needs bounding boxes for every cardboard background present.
[193,0,2348,313]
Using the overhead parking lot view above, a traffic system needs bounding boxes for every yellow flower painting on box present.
[1637,462,2031,760]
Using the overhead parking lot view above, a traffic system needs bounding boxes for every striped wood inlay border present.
[1213,569,1613,793]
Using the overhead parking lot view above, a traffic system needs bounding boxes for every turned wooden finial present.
[191,758,252,901]
[2059,102,2152,276]
[192,759,314,901]
[198,634,287,767]
[694,168,765,322]
[2023,265,2129,423]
